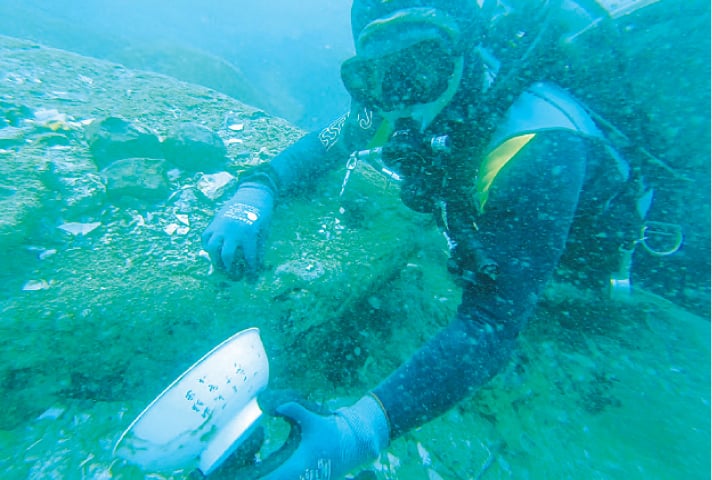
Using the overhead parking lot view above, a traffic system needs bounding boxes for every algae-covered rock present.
[43,147,106,216]
[86,116,163,168]
[0,148,46,248]
[101,157,169,204]
[161,122,227,172]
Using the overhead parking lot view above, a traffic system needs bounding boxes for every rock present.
[161,122,227,172]
[43,149,106,216]
[85,116,163,169]
[0,146,46,249]
[170,188,199,213]
[60,173,107,215]
[100,157,169,203]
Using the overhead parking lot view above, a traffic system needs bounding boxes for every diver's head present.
[343,1,479,129]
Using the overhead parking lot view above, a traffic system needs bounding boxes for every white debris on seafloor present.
[275,258,326,282]
[197,171,236,201]
[373,452,401,478]
[416,442,447,480]
[166,168,182,182]
[77,74,94,86]
[227,122,244,131]
[131,213,146,228]
[198,249,214,276]
[427,469,445,480]
[387,452,401,469]
[38,248,57,260]
[163,223,189,236]
[175,213,190,226]
[417,442,432,467]
[22,279,50,291]
[25,246,57,260]
[33,108,66,123]
[37,406,66,420]
[225,138,244,145]
[57,221,101,236]
[32,108,86,130]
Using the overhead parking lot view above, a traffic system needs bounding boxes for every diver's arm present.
[372,131,589,437]
[239,130,338,197]
[242,107,375,197]
[270,130,341,193]
[202,106,376,278]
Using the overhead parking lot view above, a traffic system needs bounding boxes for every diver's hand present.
[201,182,274,280]
[260,396,389,480]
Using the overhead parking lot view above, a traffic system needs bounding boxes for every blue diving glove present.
[260,395,390,480]
[201,182,274,280]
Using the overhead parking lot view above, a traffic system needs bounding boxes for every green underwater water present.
[0,30,710,480]
[3,173,710,480]
[0,230,709,480]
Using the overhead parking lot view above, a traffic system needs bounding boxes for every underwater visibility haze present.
[0,0,709,479]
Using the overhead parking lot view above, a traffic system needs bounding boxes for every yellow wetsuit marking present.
[367,118,394,149]
[474,133,536,212]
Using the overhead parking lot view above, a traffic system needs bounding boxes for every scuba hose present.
[476,0,687,297]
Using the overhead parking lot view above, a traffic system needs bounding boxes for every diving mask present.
[343,7,465,115]
[341,39,459,112]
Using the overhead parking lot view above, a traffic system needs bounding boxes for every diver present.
[202,0,647,478]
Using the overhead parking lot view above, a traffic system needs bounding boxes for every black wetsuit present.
[247,73,625,438]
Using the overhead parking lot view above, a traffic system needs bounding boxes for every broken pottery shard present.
[57,221,101,235]
[22,279,50,291]
[196,172,236,201]
[175,213,190,225]
[37,406,66,420]
[33,108,67,124]
[417,442,432,467]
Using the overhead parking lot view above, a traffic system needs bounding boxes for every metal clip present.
[339,153,359,197]
[640,221,683,257]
